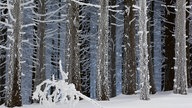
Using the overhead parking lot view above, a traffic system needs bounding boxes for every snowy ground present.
[1,89,192,108]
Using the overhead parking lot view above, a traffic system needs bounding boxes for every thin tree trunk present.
[6,0,22,106]
[186,0,191,88]
[173,0,188,95]
[122,0,136,95]
[162,0,175,91]
[31,0,46,103]
[109,0,116,97]
[0,0,7,104]
[148,0,156,94]
[31,0,38,103]
[97,0,110,101]
[79,0,91,97]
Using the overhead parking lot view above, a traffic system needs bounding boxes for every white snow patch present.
[1,89,191,108]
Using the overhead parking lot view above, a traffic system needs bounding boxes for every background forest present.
[0,0,192,107]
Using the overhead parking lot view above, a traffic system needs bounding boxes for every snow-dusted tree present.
[122,0,136,95]
[138,0,150,100]
[162,0,175,91]
[173,0,188,95]
[109,0,116,97]
[31,0,46,102]
[0,0,7,105]
[66,0,81,91]
[96,0,110,101]
[5,0,23,106]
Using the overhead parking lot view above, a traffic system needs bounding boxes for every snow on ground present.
[1,89,192,108]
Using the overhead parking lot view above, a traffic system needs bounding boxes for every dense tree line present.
[0,0,192,107]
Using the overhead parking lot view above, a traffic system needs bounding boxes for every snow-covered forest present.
[0,0,192,107]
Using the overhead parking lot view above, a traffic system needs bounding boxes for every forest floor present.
[1,89,192,108]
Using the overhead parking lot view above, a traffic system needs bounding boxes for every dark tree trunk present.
[79,0,91,97]
[186,0,192,88]
[0,1,7,104]
[162,0,175,91]
[109,0,116,97]
[148,0,156,94]
[122,0,136,95]
[67,0,81,92]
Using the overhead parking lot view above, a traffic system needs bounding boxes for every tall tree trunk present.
[6,0,22,106]
[0,0,7,104]
[109,0,116,97]
[186,0,192,88]
[67,0,81,91]
[162,0,175,91]
[79,0,91,97]
[173,0,188,95]
[122,0,136,95]
[31,0,46,102]
[138,0,150,100]
[97,0,110,101]
[148,0,156,94]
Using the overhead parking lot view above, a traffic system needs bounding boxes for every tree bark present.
[67,0,81,91]
[6,0,22,106]
[173,0,188,95]
[148,0,156,94]
[96,0,110,101]
[138,0,150,100]
[109,0,116,97]
[122,0,136,95]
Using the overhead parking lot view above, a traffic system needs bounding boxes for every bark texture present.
[173,0,188,95]
[66,0,81,91]
[122,0,136,95]
[6,0,22,107]
[109,0,116,97]
[96,0,110,101]
[138,0,150,100]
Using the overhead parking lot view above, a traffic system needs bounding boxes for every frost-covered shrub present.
[32,61,79,105]
[32,61,102,108]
